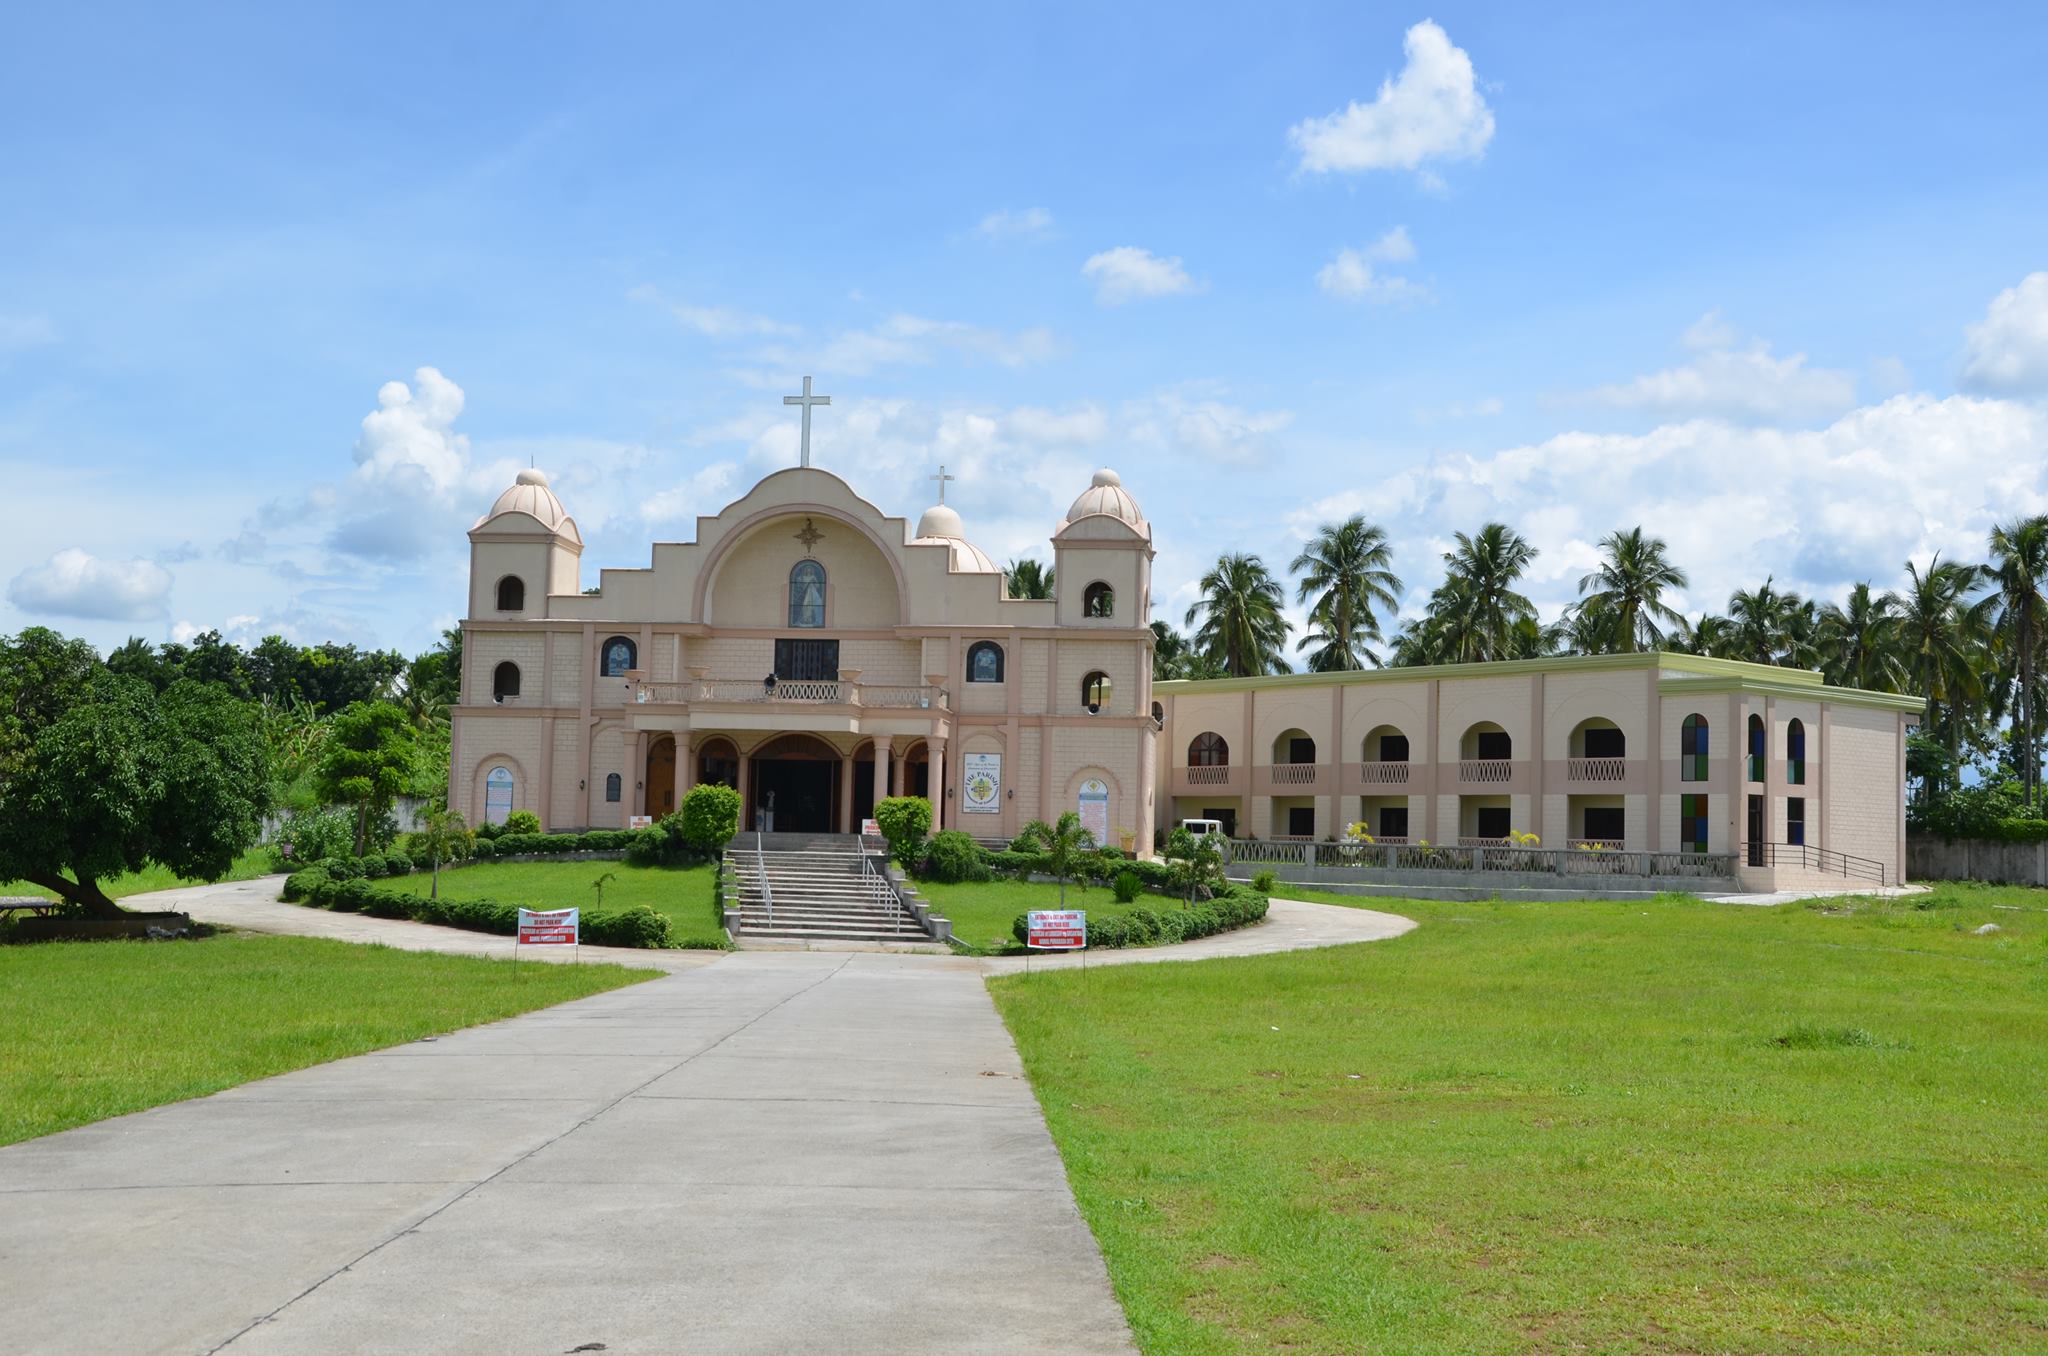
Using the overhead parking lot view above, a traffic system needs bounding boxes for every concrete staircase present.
[724,834,931,945]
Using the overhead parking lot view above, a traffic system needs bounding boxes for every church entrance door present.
[645,737,677,819]
[748,735,840,834]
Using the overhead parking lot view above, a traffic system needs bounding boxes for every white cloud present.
[8,548,173,620]
[351,366,471,496]
[1577,317,1859,423]
[1316,227,1426,302]
[1960,271,2048,394]
[639,462,739,526]
[1154,399,1295,466]
[630,285,797,339]
[0,313,56,355]
[1414,395,1504,425]
[755,314,1062,377]
[1081,246,1203,305]
[1289,20,1496,176]
[976,207,1055,241]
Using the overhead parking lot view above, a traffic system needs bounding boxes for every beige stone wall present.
[1340,684,1427,762]
[454,716,546,824]
[467,631,546,707]
[1437,676,1533,762]
[707,515,901,629]
[1543,675,1649,758]
[1826,704,1899,870]
[550,720,582,827]
[1056,641,1141,719]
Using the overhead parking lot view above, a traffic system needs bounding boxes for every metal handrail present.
[1752,841,1886,885]
[755,832,772,925]
[859,830,906,930]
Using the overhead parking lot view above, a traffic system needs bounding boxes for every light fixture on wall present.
[578,779,585,790]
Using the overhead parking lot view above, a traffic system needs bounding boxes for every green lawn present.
[0,933,651,1146]
[990,884,2048,1354]
[381,858,726,947]
[914,876,1189,954]
[3,849,274,902]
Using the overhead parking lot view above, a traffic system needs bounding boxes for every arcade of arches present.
[640,730,935,835]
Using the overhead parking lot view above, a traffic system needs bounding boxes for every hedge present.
[1008,882,1269,950]
[285,871,673,948]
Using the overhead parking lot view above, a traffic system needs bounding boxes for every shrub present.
[360,854,389,879]
[923,830,991,883]
[1008,881,1269,951]
[318,855,365,882]
[383,851,412,875]
[267,808,356,872]
[1112,869,1141,903]
[1252,868,1279,894]
[280,866,330,902]
[676,782,743,852]
[475,821,506,841]
[503,809,543,835]
[1008,830,1043,854]
[627,815,712,868]
[874,796,934,868]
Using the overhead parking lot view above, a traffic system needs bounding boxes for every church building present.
[450,411,1158,850]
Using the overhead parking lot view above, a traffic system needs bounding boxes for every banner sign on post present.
[627,815,654,830]
[1026,910,1086,950]
[517,907,580,947]
[962,753,1001,814]
[861,818,880,839]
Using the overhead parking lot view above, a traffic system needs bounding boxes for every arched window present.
[1081,671,1113,713]
[604,772,622,803]
[1151,700,1164,728]
[601,636,637,678]
[495,576,525,611]
[492,661,521,702]
[1463,723,1511,760]
[966,641,1004,683]
[484,765,515,825]
[1082,581,1115,618]
[1787,719,1806,786]
[788,560,826,628]
[1576,721,1625,759]
[1188,732,1229,766]
[1747,713,1766,782]
[1680,714,1709,782]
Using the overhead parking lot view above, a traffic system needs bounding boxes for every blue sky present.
[5,3,2046,658]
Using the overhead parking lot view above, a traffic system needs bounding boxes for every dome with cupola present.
[1060,467,1148,535]
[912,501,999,573]
[474,467,581,541]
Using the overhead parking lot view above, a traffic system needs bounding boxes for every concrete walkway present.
[0,950,1136,1355]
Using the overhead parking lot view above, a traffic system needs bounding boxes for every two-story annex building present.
[451,459,1159,850]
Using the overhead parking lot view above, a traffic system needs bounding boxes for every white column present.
[872,736,893,812]
[931,737,948,830]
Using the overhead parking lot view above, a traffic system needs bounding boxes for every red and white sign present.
[627,815,654,830]
[517,907,580,946]
[861,818,881,839]
[1026,909,1086,951]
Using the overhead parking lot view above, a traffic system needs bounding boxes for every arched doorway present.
[899,740,931,799]
[645,736,677,819]
[748,734,841,834]
[697,737,739,790]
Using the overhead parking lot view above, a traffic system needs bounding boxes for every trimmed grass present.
[380,858,726,948]
[990,884,2048,1353]
[914,877,1186,954]
[0,932,650,1146]
[3,849,273,902]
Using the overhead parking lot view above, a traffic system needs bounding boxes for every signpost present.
[515,907,580,966]
[861,818,880,840]
[1025,909,1086,977]
[627,815,654,830]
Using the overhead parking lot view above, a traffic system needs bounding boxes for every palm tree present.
[1185,553,1292,676]
[1289,516,1402,672]
[1006,558,1054,600]
[1576,528,1689,653]
[1894,555,1993,799]
[1815,582,1905,692]
[1986,515,2048,807]
[1150,621,1226,681]
[1726,577,1807,665]
[1433,523,1538,662]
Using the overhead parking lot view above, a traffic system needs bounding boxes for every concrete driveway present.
[0,950,1135,1355]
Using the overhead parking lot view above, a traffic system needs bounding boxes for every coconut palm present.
[1575,528,1689,653]
[1986,515,2048,807]
[1289,516,1402,671]
[1150,621,1226,681]
[1726,577,1808,665]
[1006,558,1054,600]
[1185,553,1292,677]
[1894,555,1993,798]
[1431,523,1539,662]
[1815,582,1905,692]
[1668,613,1738,658]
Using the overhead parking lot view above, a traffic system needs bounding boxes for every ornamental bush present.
[873,796,933,868]
[1008,882,1268,951]
[679,783,743,852]
[267,808,356,872]
[318,854,365,882]
[1112,869,1142,903]
[923,830,990,883]
[383,850,413,875]
[504,810,542,835]
[290,878,677,947]
[280,865,330,902]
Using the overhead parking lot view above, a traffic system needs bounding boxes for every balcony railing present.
[1358,761,1410,785]
[1567,837,1626,852]
[1185,765,1232,785]
[1458,758,1513,783]
[1269,763,1317,785]
[1225,839,1737,877]
[1566,757,1627,782]
[632,678,948,710]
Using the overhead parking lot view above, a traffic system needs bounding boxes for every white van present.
[1180,818,1228,859]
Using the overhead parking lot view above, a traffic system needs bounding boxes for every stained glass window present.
[788,560,826,628]
[1787,719,1806,786]
[966,641,1004,683]
[1680,714,1708,781]
[602,636,637,677]
[1681,793,1709,853]
[1747,714,1766,783]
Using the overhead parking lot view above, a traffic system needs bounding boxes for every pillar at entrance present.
[680,734,698,794]
[737,751,753,833]
[871,735,892,815]
[931,737,948,831]
[839,751,856,833]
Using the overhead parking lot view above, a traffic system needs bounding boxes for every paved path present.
[979,896,1416,973]
[0,950,1136,1355]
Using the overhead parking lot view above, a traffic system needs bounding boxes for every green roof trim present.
[1155,651,1923,714]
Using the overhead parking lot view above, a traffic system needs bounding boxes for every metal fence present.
[1226,838,1738,879]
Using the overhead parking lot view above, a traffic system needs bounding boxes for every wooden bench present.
[0,897,64,920]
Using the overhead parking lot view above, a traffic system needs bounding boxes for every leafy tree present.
[1575,527,1688,653]
[1163,824,1224,903]
[1005,558,1054,600]
[873,795,934,868]
[1986,515,2048,808]
[678,782,743,852]
[1410,523,1539,663]
[1150,620,1225,680]
[1290,515,1402,671]
[313,701,418,855]
[1894,555,1993,799]
[1815,582,1904,691]
[1726,577,1812,665]
[1669,613,1738,658]
[414,808,473,900]
[1023,811,1092,907]
[0,639,270,918]
[1186,552,1292,676]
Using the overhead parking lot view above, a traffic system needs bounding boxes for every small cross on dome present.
[930,464,956,504]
